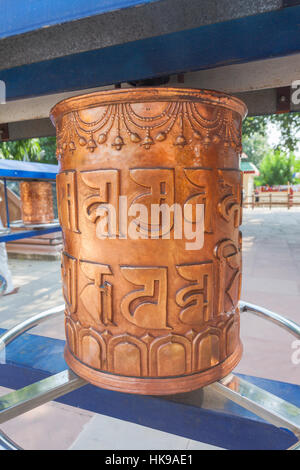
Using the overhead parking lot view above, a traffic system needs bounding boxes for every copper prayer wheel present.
[51,87,247,395]
[20,181,54,225]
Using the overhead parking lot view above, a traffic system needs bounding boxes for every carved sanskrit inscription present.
[59,163,242,379]
[53,91,245,389]
[58,167,242,247]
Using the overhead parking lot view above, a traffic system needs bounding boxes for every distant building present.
[240,153,260,201]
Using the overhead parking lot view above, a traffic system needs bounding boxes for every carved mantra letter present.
[176,263,213,325]
[81,169,119,230]
[80,261,114,326]
[120,266,168,329]
[218,170,242,228]
[214,239,241,314]
[129,168,175,236]
[61,252,77,314]
[183,169,213,233]
[56,171,79,232]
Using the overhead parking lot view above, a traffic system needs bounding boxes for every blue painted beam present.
[0,160,58,180]
[0,226,61,243]
[0,328,66,375]
[2,6,300,100]
[0,170,57,180]
[0,362,297,450]
[0,0,158,40]
[0,328,299,449]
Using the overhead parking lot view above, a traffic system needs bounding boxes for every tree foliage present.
[242,132,271,168]
[37,137,57,164]
[242,112,300,154]
[295,159,300,172]
[242,115,268,138]
[257,150,295,186]
[0,139,42,161]
[242,112,300,186]
[0,137,57,164]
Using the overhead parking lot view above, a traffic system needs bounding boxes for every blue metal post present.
[3,178,10,228]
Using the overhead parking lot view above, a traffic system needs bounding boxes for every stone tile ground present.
[237,208,300,385]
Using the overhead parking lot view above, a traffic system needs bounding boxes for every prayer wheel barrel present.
[50,88,247,394]
[20,181,54,225]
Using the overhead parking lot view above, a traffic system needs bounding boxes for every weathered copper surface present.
[20,181,54,225]
[51,87,247,395]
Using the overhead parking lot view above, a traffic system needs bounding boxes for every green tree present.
[37,137,57,164]
[294,158,300,183]
[0,137,57,164]
[269,113,300,153]
[295,159,300,172]
[0,139,42,161]
[242,112,300,153]
[257,150,295,186]
[242,132,271,167]
[242,115,268,138]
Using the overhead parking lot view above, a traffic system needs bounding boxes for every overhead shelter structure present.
[0,0,300,451]
[1,0,300,140]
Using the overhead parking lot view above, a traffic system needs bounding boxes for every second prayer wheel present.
[51,88,247,394]
[20,181,54,225]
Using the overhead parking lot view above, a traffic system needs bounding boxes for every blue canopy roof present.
[0,159,58,180]
[0,0,156,40]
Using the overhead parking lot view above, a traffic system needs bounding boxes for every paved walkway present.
[237,208,300,386]
[0,207,299,449]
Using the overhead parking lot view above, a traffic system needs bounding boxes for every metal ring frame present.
[0,301,299,450]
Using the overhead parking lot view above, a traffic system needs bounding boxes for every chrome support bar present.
[0,369,87,425]
[0,430,22,450]
[240,300,300,339]
[288,441,300,450]
[208,373,300,440]
[204,300,300,449]
[0,304,84,450]
[0,304,65,351]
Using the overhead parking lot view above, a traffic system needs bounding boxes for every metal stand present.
[0,301,299,450]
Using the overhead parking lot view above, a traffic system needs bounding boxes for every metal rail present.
[240,300,300,339]
[232,301,299,447]
[0,301,299,449]
[0,305,84,450]
[208,374,300,441]
[0,304,65,351]
[0,369,86,425]
[288,441,300,450]
[0,430,22,450]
